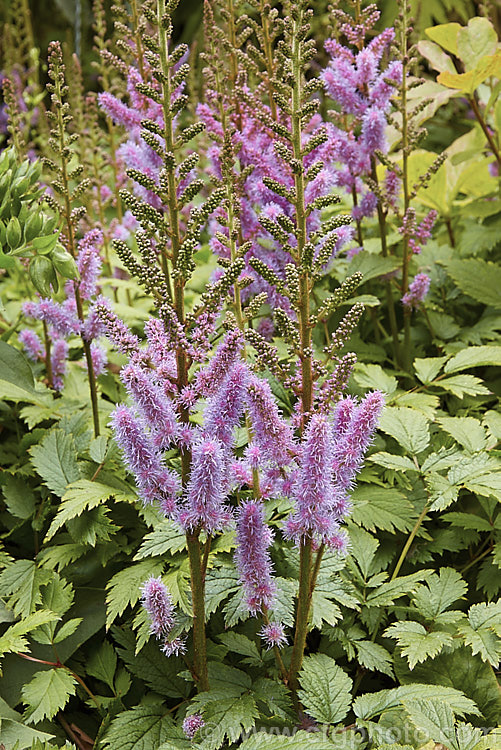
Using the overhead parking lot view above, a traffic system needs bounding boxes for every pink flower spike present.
[141,576,175,639]
[235,500,275,615]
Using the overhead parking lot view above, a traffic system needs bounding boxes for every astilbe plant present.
[93,0,384,715]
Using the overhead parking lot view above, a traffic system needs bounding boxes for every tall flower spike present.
[284,414,337,548]
[76,229,103,300]
[141,576,175,639]
[110,404,180,512]
[179,436,231,534]
[245,374,294,468]
[195,328,243,397]
[235,500,276,615]
[331,391,385,500]
[203,362,249,448]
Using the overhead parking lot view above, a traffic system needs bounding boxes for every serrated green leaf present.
[385,621,454,669]
[354,640,394,677]
[133,521,187,560]
[351,486,415,533]
[366,571,431,607]
[404,698,458,749]
[218,633,262,664]
[444,346,501,374]
[394,648,497,724]
[412,568,467,620]
[1,476,36,520]
[239,731,342,749]
[445,258,501,309]
[0,340,35,393]
[438,375,490,399]
[353,363,398,394]
[22,669,77,725]
[0,560,52,617]
[0,719,55,749]
[86,641,117,689]
[379,407,430,455]
[0,611,60,663]
[414,356,447,384]
[190,691,259,750]
[46,479,136,540]
[353,683,480,721]
[113,626,190,699]
[101,704,175,750]
[426,472,459,511]
[368,452,417,472]
[297,654,352,724]
[29,430,80,498]
[438,417,487,453]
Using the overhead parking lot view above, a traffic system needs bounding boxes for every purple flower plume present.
[51,337,69,391]
[203,362,248,448]
[195,328,243,397]
[284,414,338,548]
[401,273,430,310]
[141,576,175,638]
[235,500,276,614]
[179,436,231,534]
[23,298,80,337]
[121,362,179,449]
[90,341,107,377]
[245,375,294,468]
[76,229,103,300]
[331,391,385,501]
[95,300,140,354]
[18,329,43,361]
[110,404,180,512]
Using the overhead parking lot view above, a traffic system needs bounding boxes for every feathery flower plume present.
[141,576,175,639]
[235,500,276,614]
[95,301,140,354]
[121,362,178,449]
[203,362,248,448]
[110,404,180,511]
[51,337,69,391]
[75,229,103,300]
[18,330,43,361]
[331,391,385,501]
[246,375,294,468]
[179,436,231,534]
[195,328,243,397]
[284,414,337,547]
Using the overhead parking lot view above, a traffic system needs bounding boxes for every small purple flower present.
[90,341,107,376]
[141,576,175,638]
[235,500,275,614]
[18,329,43,361]
[23,298,80,337]
[401,273,431,310]
[162,636,187,657]
[76,229,103,300]
[95,301,140,354]
[183,713,205,740]
[179,436,232,534]
[260,622,287,650]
